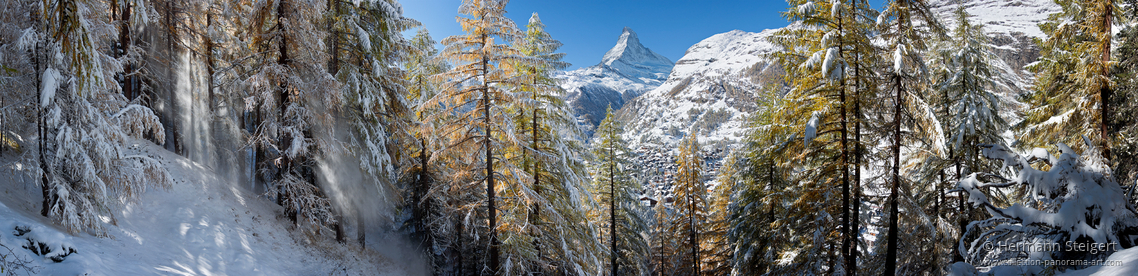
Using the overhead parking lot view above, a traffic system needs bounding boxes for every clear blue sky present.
[402,1,885,70]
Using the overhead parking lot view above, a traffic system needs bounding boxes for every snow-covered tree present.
[953,141,1138,274]
[507,13,603,275]
[330,0,416,185]
[769,2,881,273]
[913,4,1011,269]
[590,107,647,276]
[401,27,453,270]
[17,0,171,235]
[723,88,796,275]
[1020,0,1125,158]
[424,0,528,273]
[875,0,946,274]
[241,0,340,229]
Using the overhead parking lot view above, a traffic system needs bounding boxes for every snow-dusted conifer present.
[1020,0,1124,157]
[241,0,340,229]
[505,13,604,275]
[875,0,946,273]
[423,0,528,273]
[590,107,647,276]
[20,0,171,235]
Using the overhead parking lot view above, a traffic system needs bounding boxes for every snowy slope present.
[0,140,419,275]
[557,27,673,133]
[929,0,1057,38]
[617,29,783,148]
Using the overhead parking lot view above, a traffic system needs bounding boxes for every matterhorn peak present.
[598,27,674,81]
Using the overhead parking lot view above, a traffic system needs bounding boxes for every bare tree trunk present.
[851,35,862,276]
[481,33,500,273]
[35,38,53,217]
[1102,3,1113,161]
[885,73,902,276]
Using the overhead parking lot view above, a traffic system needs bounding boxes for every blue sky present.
[403,0,880,70]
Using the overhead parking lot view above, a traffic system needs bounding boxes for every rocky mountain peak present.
[598,27,674,81]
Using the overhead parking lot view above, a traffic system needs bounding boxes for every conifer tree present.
[591,107,647,276]
[769,0,877,273]
[242,0,340,229]
[1020,0,1124,158]
[670,133,705,275]
[425,0,528,273]
[21,0,171,234]
[917,4,1009,271]
[724,88,795,275]
[1111,24,1138,200]
[507,13,603,275]
[876,0,945,274]
[403,27,451,269]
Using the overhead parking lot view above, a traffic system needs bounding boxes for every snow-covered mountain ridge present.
[613,0,1058,197]
[616,29,782,149]
[557,27,673,133]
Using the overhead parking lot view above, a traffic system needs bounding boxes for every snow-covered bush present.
[955,141,1138,271]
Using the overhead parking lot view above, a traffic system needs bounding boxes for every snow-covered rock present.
[557,27,673,134]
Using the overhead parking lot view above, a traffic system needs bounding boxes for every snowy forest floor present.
[0,139,418,275]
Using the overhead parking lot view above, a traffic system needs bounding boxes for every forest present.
[2,0,1138,275]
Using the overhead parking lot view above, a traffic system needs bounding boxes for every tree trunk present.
[36,39,53,217]
[276,0,297,224]
[885,73,902,276]
[851,35,861,276]
[610,132,618,276]
[1102,2,1113,161]
[837,6,852,274]
[482,32,500,273]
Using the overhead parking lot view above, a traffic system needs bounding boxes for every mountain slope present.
[617,29,783,148]
[557,27,673,133]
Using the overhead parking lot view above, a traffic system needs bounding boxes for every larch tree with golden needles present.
[508,13,603,275]
[669,133,706,275]
[1020,0,1125,159]
[424,0,528,274]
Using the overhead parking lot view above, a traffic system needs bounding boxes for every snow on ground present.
[0,140,417,275]
[1058,247,1138,276]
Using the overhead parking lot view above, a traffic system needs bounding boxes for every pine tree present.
[425,0,528,273]
[507,13,604,275]
[1020,0,1123,158]
[242,0,340,229]
[1111,24,1138,201]
[876,0,946,274]
[21,0,171,235]
[591,107,647,276]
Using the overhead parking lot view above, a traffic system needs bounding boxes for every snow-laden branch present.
[955,142,1138,269]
